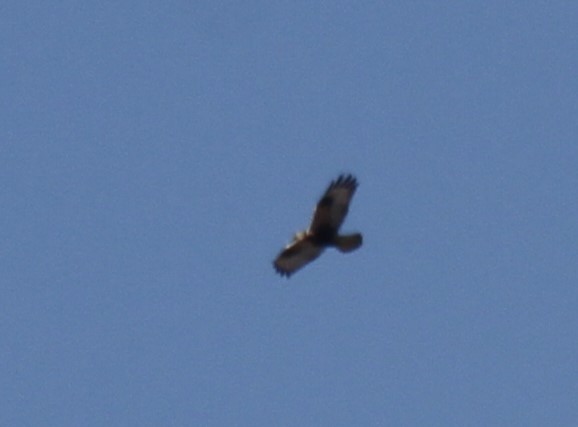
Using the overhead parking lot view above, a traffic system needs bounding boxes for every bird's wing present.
[309,174,358,234]
[273,234,324,277]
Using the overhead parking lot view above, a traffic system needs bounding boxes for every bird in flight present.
[273,174,362,277]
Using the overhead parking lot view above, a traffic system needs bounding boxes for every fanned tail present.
[335,233,363,253]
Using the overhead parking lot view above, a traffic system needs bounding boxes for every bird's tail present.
[335,233,363,253]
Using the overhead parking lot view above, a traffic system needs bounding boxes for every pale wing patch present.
[273,236,324,277]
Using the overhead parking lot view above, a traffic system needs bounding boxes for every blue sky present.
[2,1,578,425]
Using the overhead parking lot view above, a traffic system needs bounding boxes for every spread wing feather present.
[309,174,358,234]
[273,235,324,277]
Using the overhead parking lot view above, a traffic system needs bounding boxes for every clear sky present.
[2,1,578,426]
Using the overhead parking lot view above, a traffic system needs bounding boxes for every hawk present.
[273,174,362,277]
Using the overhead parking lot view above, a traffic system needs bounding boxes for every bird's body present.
[273,174,362,277]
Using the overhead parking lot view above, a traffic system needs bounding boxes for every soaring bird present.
[273,174,362,277]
